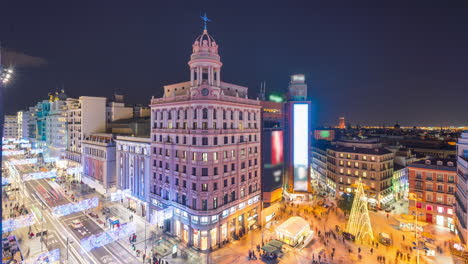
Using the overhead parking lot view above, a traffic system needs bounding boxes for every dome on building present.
[192,29,219,55]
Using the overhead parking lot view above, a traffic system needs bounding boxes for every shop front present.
[125,196,147,219]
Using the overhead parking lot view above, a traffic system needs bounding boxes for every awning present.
[276,216,310,238]
[261,245,280,253]
[269,240,284,250]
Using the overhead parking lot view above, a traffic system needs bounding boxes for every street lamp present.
[409,192,423,264]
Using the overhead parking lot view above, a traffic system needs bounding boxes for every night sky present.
[2,1,468,127]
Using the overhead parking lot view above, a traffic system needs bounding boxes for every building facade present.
[3,115,18,138]
[82,133,117,194]
[408,159,457,229]
[284,74,312,198]
[16,111,28,139]
[46,91,68,158]
[311,142,331,194]
[65,96,107,179]
[456,131,468,243]
[115,136,151,221]
[327,139,394,207]
[149,28,261,250]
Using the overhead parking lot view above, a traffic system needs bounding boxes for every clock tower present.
[188,28,223,99]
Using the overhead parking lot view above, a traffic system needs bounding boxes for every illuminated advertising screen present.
[293,104,309,191]
[271,131,284,165]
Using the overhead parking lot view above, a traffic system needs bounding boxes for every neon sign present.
[2,214,35,233]
[80,223,136,253]
[24,248,60,264]
[10,158,37,164]
[23,170,57,181]
[2,150,25,156]
[52,197,99,217]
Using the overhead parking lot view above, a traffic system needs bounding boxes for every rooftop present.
[328,145,393,155]
[408,158,457,171]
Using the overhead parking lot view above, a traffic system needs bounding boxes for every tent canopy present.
[276,216,310,238]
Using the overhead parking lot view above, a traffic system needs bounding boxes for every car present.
[385,208,392,213]
[71,220,83,229]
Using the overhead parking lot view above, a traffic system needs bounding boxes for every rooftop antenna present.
[258,81,266,101]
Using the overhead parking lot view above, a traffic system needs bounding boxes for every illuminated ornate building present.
[338,117,345,129]
[456,131,468,243]
[149,26,261,250]
[408,159,457,229]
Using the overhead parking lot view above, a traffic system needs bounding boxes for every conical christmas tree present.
[346,178,374,243]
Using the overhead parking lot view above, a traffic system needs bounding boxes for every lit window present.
[339,168,344,174]
[371,156,375,161]
[202,153,208,161]
[426,204,433,211]
[437,206,444,214]
[363,156,367,161]
[448,208,453,215]
[192,152,197,161]
[214,152,218,161]
[231,150,235,157]
[354,171,359,176]
[362,172,367,177]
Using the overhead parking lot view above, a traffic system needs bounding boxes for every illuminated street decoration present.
[23,170,57,181]
[10,158,37,164]
[44,157,57,163]
[80,223,136,253]
[52,197,99,217]
[346,178,374,242]
[110,189,131,202]
[20,143,32,148]
[30,149,44,154]
[2,150,25,156]
[24,248,60,264]
[2,214,35,233]
[2,144,15,149]
[66,166,83,175]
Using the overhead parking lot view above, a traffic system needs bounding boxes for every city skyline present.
[2,1,468,126]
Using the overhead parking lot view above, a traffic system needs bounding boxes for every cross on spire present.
[200,13,211,30]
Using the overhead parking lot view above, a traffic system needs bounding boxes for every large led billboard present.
[271,131,284,165]
[293,104,309,191]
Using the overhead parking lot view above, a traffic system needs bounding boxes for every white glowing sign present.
[20,143,32,148]
[24,248,60,264]
[292,74,305,82]
[110,189,131,202]
[10,158,37,165]
[23,170,57,181]
[30,149,43,154]
[81,223,136,253]
[293,104,309,191]
[2,144,15,149]
[2,214,35,233]
[52,197,99,217]
[2,150,25,156]
[67,166,83,175]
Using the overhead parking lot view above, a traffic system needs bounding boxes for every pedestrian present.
[143,253,146,261]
